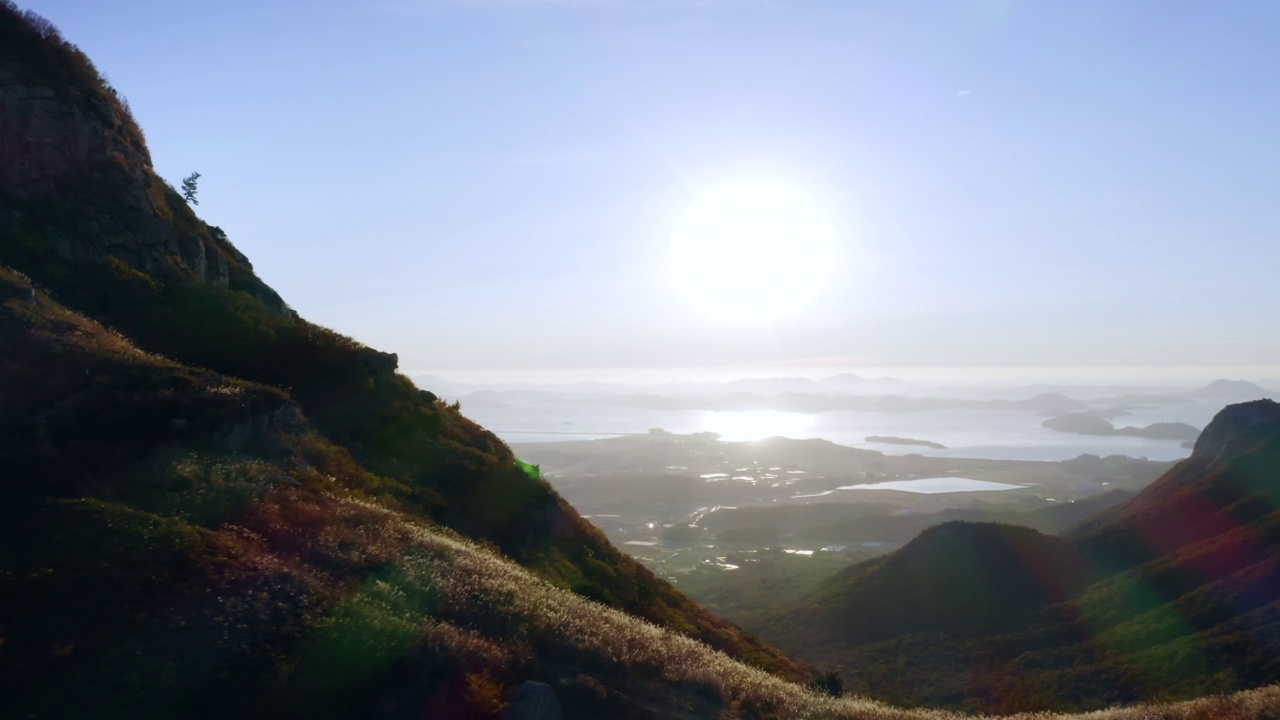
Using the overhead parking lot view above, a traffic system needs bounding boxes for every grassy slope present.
[674,552,864,629]
[0,266,803,718]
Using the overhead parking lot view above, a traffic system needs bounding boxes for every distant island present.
[1042,413,1200,441]
[865,435,947,449]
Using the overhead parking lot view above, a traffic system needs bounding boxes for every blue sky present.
[20,0,1280,379]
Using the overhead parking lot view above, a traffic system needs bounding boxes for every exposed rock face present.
[215,399,306,451]
[1191,399,1280,468]
[357,348,398,376]
[0,11,296,309]
[0,65,147,195]
[0,60,234,286]
[500,681,563,720]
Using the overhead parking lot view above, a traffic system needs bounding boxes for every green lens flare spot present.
[516,459,541,481]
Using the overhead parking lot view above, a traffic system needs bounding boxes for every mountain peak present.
[1191,399,1280,466]
[0,4,284,309]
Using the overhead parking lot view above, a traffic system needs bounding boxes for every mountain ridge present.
[0,0,287,314]
[0,6,815,716]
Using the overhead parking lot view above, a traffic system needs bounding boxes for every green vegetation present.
[676,550,864,624]
[7,4,1280,718]
[181,171,201,205]
[0,265,810,717]
[529,426,1276,713]
[809,670,845,698]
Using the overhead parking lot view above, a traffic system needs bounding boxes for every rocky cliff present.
[0,2,284,309]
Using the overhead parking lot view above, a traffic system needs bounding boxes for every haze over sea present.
[418,364,1279,463]
[462,403,1216,462]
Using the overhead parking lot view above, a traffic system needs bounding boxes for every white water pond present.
[837,477,1027,494]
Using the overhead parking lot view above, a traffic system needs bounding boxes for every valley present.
[517,404,1280,713]
[516,430,1171,579]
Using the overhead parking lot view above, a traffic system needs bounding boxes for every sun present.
[671,178,836,323]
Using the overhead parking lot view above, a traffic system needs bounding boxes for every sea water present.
[466,400,1229,462]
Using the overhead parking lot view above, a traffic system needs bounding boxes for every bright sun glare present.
[699,410,814,442]
[672,178,836,323]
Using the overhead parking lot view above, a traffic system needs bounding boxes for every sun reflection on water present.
[698,410,814,441]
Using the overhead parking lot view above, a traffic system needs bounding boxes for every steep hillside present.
[753,400,1280,713]
[0,266,828,718]
[0,0,806,702]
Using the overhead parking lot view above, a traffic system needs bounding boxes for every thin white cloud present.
[480,148,621,166]
[957,90,971,96]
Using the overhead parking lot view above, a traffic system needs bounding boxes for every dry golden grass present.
[267,493,1280,720]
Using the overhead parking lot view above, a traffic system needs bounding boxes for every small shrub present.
[807,669,844,698]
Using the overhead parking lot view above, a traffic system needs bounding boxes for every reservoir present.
[837,477,1027,494]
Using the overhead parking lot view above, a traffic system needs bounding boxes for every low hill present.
[752,400,1280,712]
[777,522,1096,644]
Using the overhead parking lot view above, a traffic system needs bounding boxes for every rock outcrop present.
[501,681,563,720]
[357,348,399,376]
[0,62,230,285]
[0,9,288,311]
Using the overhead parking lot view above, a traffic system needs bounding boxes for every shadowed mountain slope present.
[0,5,811,715]
[0,267,828,719]
[781,522,1096,646]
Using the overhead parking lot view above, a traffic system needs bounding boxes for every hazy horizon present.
[413,364,1280,390]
